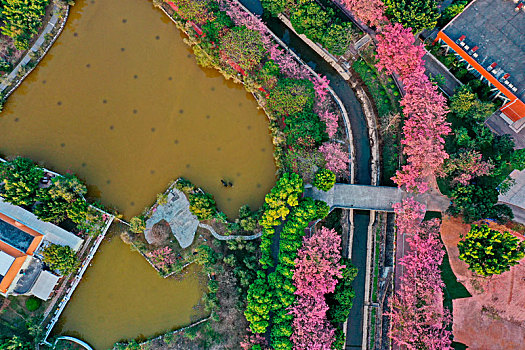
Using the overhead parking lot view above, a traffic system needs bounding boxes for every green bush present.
[458,224,525,276]
[25,297,41,311]
[327,259,358,323]
[385,0,440,33]
[189,192,217,220]
[314,168,336,191]
[0,157,43,206]
[0,0,50,50]
[42,244,79,275]
[129,217,146,234]
[266,78,315,117]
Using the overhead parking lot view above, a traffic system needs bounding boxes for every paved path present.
[54,336,94,350]
[198,223,262,241]
[0,5,60,92]
[305,184,451,212]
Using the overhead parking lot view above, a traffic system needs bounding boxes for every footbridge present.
[304,184,450,212]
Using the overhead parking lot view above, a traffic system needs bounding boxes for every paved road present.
[485,112,525,149]
[305,184,451,212]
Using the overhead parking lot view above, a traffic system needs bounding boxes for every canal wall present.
[275,13,380,186]
[41,214,115,346]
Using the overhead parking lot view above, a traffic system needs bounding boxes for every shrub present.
[189,192,217,220]
[458,224,525,276]
[25,297,42,311]
[219,26,266,72]
[313,169,336,191]
[129,217,146,234]
[266,78,315,117]
[0,157,43,206]
[385,0,440,33]
[511,149,525,171]
[1,0,50,50]
[42,244,79,275]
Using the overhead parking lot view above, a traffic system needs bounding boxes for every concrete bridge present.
[304,184,451,212]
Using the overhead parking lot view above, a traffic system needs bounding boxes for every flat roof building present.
[435,0,525,131]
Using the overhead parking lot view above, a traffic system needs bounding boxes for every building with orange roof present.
[435,0,525,132]
[0,197,83,299]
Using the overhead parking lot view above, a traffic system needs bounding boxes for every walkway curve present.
[54,336,94,350]
[198,223,262,241]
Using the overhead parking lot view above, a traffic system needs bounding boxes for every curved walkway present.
[198,223,262,241]
[54,336,94,350]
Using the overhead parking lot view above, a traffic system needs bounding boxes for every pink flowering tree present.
[390,200,452,349]
[389,219,453,349]
[392,197,426,235]
[240,332,269,350]
[319,142,349,177]
[376,24,450,193]
[375,23,425,79]
[441,150,493,185]
[318,110,339,138]
[289,227,344,350]
[339,0,387,27]
[146,246,176,271]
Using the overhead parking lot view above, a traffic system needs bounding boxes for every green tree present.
[313,168,336,191]
[285,111,328,148]
[0,336,32,350]
[448,183,513,223]
[0,0,50,50]
[189,192,217,220]
[42,244,79,275]
[219,26,266,72]
[385,0,440,33]
[327,260,358,323]
[290,1,332,43]
[0,157,43,206]
[440,0,468,25]
[322,22,354,56]
[34,174,87,223]
[267,78,315,117]
[129,216,146,233]
[261,0,288,16]
[458,224,525,276]
[511,149,525,171]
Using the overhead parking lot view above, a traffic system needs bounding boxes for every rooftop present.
[0,197,83,252]
[0,250,15,276]
[443,0,525,100]
[0,218,36,253]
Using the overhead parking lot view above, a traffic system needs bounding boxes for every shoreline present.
[0,4,70,106]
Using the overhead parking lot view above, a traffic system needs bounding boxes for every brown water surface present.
[0,0,276,219]
[0,0,276,348]
[53,232,206,349]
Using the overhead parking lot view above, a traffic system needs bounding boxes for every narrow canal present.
[240,1,373,348]
[0,0,277,348]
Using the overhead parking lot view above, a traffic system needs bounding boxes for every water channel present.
[0,0,277,348]
[240,1,373,346]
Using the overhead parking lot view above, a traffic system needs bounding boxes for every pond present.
[0,0,276,348]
